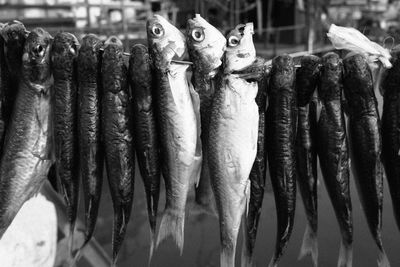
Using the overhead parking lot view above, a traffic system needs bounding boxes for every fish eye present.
[228,35,240,47]
[191,28,204,42]
[151,23,164,37]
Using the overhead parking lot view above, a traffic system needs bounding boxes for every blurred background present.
[2,0,400,267]
[1,0,399,56]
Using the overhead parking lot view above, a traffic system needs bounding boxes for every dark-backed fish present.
[102,36,135,265]
[128,44,161,259]
[317,53,353,267]
[266,54,297,267]
[381,46,400,232]
[51,32,80,254]
[77,34,104,248]
[343,53,389,267]
[296,55,320,266]
[0,23,8,154]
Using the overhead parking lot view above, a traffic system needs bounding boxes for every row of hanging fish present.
[0,15,398,267]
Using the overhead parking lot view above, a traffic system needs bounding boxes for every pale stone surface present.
[0,193,57,267]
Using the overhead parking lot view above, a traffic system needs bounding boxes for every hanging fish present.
[101,36,135,265]
[128,44,161,260]
[0,28,53,237]
[343,53,390,267]
[266,54,297,267]
[381,46,400,232]
[51,32,80,256]
[186,14,226,212]
[147,15,202,253]
[0,23,9,155]
[317,52,353,267]
[208,23,258,267]
[77,34,104,248]
[296,55,320,267]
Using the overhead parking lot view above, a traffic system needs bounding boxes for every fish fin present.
[337,239,352,267]
[156,209,185,255]
[298,223,318,267]
[189,78,203,187]
[245,179,251,217]
[377,249,390,267]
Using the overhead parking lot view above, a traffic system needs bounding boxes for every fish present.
[317,52,353,267]
[0,20,28,129]
[266,54,297,267]
[295,55,320,266]
[51,32,80,255]
[101,36,135,265]
[381,46,400,232]
[0,28,53,237]
[147,14,202,253]
[208,23,258,267]
[77,34,104,248]
[343,53,390,267]
[186,13,226,212]
[230,55,269,267]
[127,43,161,260]
[0,24,9,154]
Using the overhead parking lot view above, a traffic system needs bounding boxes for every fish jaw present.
[186,14,226,73]
[225,23,256,73]
[147,15,187,68]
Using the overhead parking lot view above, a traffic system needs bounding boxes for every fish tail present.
[221,247,236,267]
[68,221,75,258]
[298,223,318,267]
[377,248,390,267]
[156,209,185,254]
[112,204,131,265]
[337,239,352,267]
[268,257,278,267]
[148,226,156,266]
[82,196,97,250]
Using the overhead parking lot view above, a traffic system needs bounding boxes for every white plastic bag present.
[327,24,392,69]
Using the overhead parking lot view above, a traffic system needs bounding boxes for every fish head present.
[147,15,187,69]
[224,23,256,73]
[186,14,226,74]
[78,34,103,72]
[103,35,123,56]
[102,36,126,94]
[269,54,295,93]
[1,20,28,75]
[51,32,80,71]
[22,28,52,84]
[0,20,28,43]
